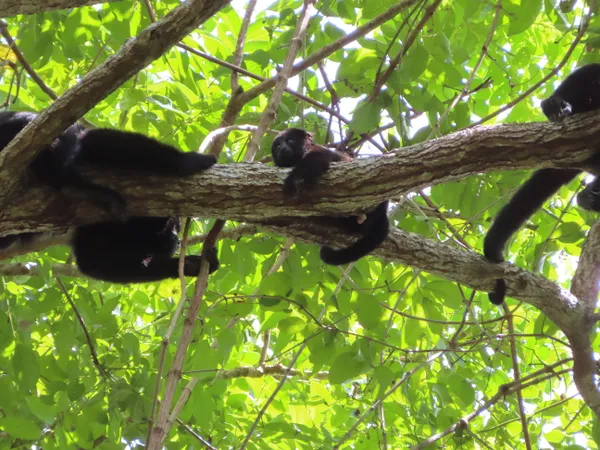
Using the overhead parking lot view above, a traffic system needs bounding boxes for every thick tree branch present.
[0,0,120,16]
[569,219,600,418]
[571,220,600,310]
[264,221,583,325]
[2,113,600,235]
[0,262,80,277]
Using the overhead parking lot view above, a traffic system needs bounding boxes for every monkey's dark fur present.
[484,64,600,305]
[0,111,218,282]
[272,128,389,265]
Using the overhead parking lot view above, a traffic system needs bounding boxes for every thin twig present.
[166,377,199,432]
[431,0,501,137]
[334,352,443,449]
[175,418,217,450]
[370,0,442,100]
[56,277,105,377]
[231,0,257,92]
[503,303,532,450]
[257,238,295,366]
[411,364,573,449]
[240,305,328,449]
[418,190,471,249]
[0,22,57,100]
[468,1,594,127]
[246,0,315,160]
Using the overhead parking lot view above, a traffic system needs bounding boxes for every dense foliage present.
[1,0,599,448]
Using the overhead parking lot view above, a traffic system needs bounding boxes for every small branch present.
[187,224,259,246]
[469,0,594,127]
[257,238,295,366]
[482,393,577,433]
[186,364,329,381]
[418,190,470,249]
[432,0,501,136]
[0,22,96,129]
[175,419,216,450]
[448,291,476,348]
[411,365,572,449]
[0,0,120,16]
[240,305,328,449]
[178,43,352,128]
[246,0,315,160]
[334,352,443,449]
[148,266,212,448]
[0,22,57,100]
[141,0,156,21]
[166,377,199,433]
[231,0,257,92]
[0,262,79,277]
[197,125,258,154]
[56,277,105,377]
[145,220,193,447]
[503,303,532,450]
[370,0,442,100]
[243,0,421,102]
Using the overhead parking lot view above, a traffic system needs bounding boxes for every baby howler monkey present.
[484,64,600,305]
[0,111,218,282]
[272,128,389,265]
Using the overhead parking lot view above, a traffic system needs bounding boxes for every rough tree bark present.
[0,0,119,16]
[1,112,599,234]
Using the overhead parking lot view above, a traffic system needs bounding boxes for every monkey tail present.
[488,280,507,305]
[320,201,389,265]
[483,168,580,305]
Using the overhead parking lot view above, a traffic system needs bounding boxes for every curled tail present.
[484,169,580,305]
[320,201,389,265]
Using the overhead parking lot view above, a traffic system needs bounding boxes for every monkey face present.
[271,128,311,167]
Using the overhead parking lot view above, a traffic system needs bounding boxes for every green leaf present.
[13,344,40,392]
[329,351,369,384]
[0,416,42,440]
[25,396,57,424]
[447,374,475,407]
[355,293,383,329]
[506,0,543,35]
[350,101,381,134]
[279,317,305,333]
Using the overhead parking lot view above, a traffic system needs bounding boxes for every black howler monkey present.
[72,217,219,283]
[0,111,219,282]
[484,63,600,305]
[271,128,389,265]
[577,177,600,212]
